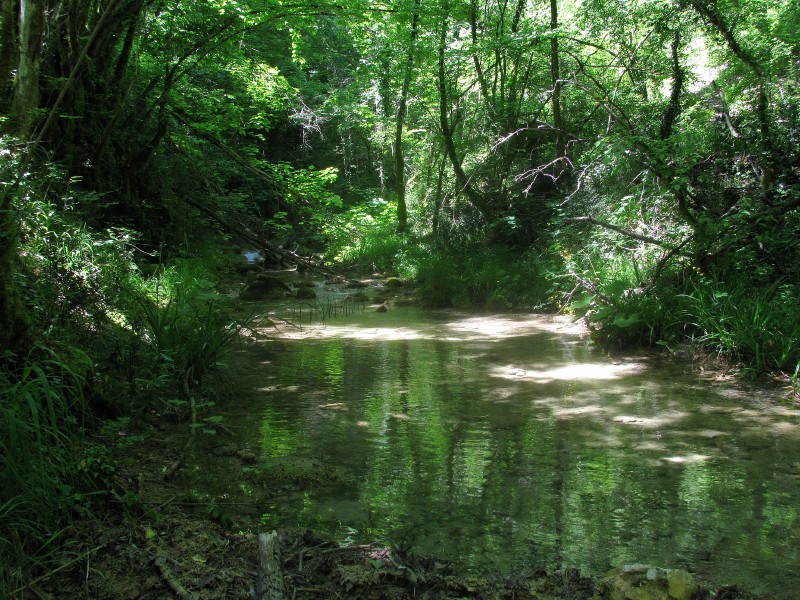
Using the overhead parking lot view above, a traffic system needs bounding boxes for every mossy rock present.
[296,287,317,299]
[349,292,369,302]
[240,275,291,300]
[598,566,703,600]
[296,280,317,288]
[346,280,368,289]
[384,277,404,289]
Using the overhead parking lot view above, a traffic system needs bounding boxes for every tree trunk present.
[0,186,30,355]
[550,0,566,167]
[437,2,491,218]
[9,0,45,138]
[0,0,18,111]
[394,0,421,233]
[659,31,683,140]
[686,0,775,194]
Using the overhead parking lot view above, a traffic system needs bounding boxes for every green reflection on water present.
[189,309,800,598]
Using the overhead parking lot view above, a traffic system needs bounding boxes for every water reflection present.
[190,308,800,598]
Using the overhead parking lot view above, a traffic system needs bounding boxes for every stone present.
[296,287,317,299]
[385,277,404,288]
[240,275,291,300]
[666,570,697,600]
[375,304,388,313]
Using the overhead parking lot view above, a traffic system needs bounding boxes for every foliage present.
[1,0,800,589]
[135,260,243,396]
[415,243,563,310]
[324,198,414,275]
[682,280,800,374]
[0,346,91,592]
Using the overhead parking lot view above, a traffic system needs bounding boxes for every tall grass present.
[0,347,91,593]
[682,280,800,373]
[3,179,246,594]
[133,260,245,417]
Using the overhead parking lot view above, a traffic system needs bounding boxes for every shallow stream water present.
[183,296,800,598]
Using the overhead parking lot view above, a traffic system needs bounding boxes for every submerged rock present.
[598,566,703,600]
[295,287,317,299]
[667,570,698,600]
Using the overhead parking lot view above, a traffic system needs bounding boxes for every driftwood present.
[252,531,287,600]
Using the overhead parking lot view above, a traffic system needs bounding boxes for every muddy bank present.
[40,513,758,600]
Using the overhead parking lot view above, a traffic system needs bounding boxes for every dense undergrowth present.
[0,174,246,592]
[329,198,800,382]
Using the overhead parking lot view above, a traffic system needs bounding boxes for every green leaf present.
[613,313,641,328]
[568,294,595,311]
[605,279,629,299]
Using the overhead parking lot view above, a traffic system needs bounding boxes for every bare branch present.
[566,216,675,249]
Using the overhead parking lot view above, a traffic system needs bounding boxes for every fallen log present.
[252,531,286,600]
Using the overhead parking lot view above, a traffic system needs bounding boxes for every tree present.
[393,0,422,233]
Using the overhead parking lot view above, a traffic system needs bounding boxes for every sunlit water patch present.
[182,307,800,598]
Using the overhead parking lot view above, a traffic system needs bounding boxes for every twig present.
[155,555,195,600]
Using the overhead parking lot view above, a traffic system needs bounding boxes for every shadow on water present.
[182,307,800,598]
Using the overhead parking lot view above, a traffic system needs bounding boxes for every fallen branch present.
[180,195,332,277]
[567,270,614,305]
[155,555,195,600]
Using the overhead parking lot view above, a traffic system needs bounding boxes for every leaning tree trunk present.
[9,0,45,138]
[437,1,492,219]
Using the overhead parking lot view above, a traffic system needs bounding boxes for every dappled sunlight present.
[550,403,606,418]
[264,309,588,343]
[444,314,586,338]
[490,361,645,382]
[613,412,689,428]
[662,454,713,464]
[198,303,800,600]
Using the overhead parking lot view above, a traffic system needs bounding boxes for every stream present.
[180,280,800,598]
